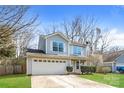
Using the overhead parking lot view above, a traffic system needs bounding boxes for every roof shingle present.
[103,50,124,62]
[26,49,45,54]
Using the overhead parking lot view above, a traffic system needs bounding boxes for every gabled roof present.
[27,49,45,54]
[103,50,124,62]
[40,32,87,47]
[45,32,70,42]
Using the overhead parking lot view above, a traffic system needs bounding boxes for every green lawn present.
[80,73,124,88]
[0,74,31,88]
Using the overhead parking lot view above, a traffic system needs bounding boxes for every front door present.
[75,61,80,73]
[71,60,80,73]
[76,61,79,70]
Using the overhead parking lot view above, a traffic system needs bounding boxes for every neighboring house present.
[26,32,89,75]
[103,50,124,72]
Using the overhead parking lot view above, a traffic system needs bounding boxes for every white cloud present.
[108,28,124,47]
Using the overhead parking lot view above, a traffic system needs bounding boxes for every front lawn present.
[80,73,124,88]
[0,74,31,88]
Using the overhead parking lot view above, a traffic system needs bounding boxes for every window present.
[59,43,64,52]
[34,60,37,62]
[76,62,79,69]
[39,60,42,62]
[43,60,46,62]
[73,46,81,55]
[48,60,51,62]
[53,42,58,51]
[53,41,64,52]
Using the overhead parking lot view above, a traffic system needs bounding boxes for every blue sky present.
[28,5,124,32]
[27,5,124,48]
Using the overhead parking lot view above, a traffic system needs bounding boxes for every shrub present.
[96,66,112,74]
[102,66,112,74]
[96,66,103,73]
[66,66,73,72]
[80,66,96,74]
[80,66,88,74]
[90,66,96,73]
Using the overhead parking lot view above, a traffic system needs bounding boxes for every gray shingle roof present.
[27,49,45,54]
[103,50,124,62]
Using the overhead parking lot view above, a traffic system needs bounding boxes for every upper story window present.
[73,46,81,55]
[53,42,58,51]
[53,41,64,52]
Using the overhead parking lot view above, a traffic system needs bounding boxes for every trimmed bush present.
[96,66,112,74]
[80,66,96,74]
[96,66,103,73]
[90,66,96,73]
[66,66,73,72]
[102,66,112,74]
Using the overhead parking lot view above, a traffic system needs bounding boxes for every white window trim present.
[73,46,81,55]
[52,40,64,53]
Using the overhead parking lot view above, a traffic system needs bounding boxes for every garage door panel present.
[32,62,66,75]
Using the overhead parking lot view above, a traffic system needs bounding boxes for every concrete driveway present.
[31,75,115,88]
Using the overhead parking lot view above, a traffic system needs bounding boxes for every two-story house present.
[26,32,88,75]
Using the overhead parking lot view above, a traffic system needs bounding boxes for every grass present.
[80,73,124,88]
[0,74,31,88]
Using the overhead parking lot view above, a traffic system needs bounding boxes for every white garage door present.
[32,60,66,75]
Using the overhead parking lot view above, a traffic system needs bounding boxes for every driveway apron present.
[31,75,115,88]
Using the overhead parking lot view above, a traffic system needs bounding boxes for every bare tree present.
[86,54,103,66]
[109,46,124,53]
[41,15,112,55]
[98,31,112,54]
[0,6,38,39]
[78,16,97,44]
[62,16,82,41]
[43,23,59,35]
[62,16,99,54]
[0,6,39,58]
[62,16,114,55]
[62,16,97,43]
[14,31,34,57]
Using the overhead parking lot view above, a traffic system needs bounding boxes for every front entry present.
[71,60,81,73]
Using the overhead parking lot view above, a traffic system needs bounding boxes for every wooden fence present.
[0,64,26,75]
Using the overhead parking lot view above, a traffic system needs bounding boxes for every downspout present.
[46,38,47,54]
